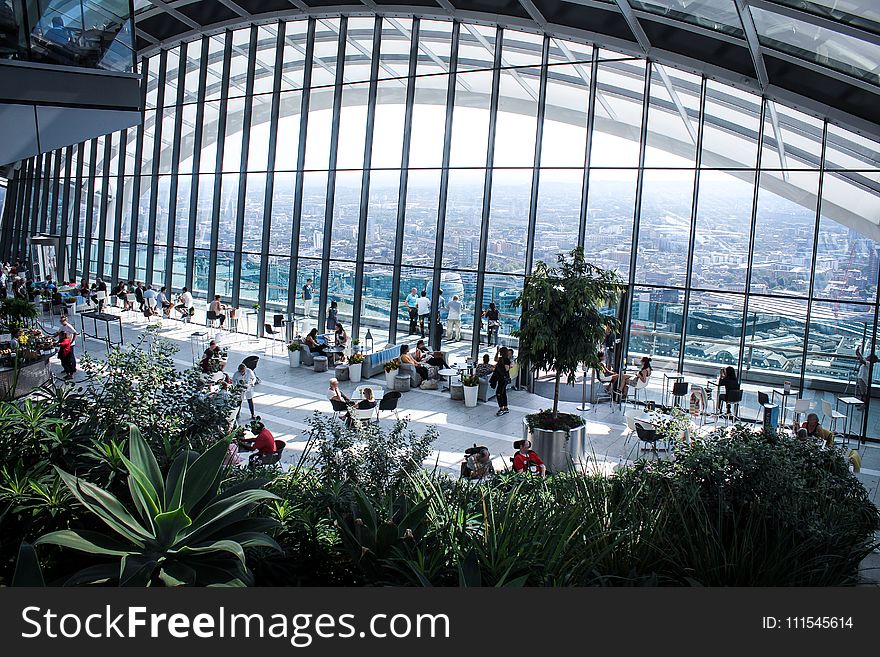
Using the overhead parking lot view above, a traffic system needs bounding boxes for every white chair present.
[95,290,107,311]
[125,293,138,318]
[623,409,649,448]
[350,406,377,425]
[792,398,813,428]
[616,375,650,411]
[821,399,846,433]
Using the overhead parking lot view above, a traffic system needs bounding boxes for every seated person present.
[512,439,546,477]
[176,287,194,320]
[414,340,428,362]
[475,354,495,378]
[618,356,652,398]
[595,350,618,389]
[305,328,327,356]
[794,412,833,448]
[461,445,495,482]
[208,294,226,327]
[327,377,350,403]
[425,350,449,370]
[716,366,740,415]
[142,284,158,315]
[157,286,172,316]
[199,341,226,373]
[400,344,428,382]
[346,387,376,428]
[237,421,277,464]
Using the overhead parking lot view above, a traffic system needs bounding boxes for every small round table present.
[438,367,459,392]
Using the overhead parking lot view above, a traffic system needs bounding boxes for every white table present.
[352,384,384,401]
[438,367,459,391]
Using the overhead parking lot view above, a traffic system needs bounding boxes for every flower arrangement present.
[461,374,480,387]
[383,358,400,373]
[349,352,365,365]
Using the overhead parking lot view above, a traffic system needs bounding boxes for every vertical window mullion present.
[82,141,99,276]
[111,132,127,284]
[128,56,150,279]
[49,148,62,235]
[70,146,86,279]
[39,151,52,233]
[677,77,708,373]
[185,36,211,291]
[619,63,652,364]
[286,19,316,317]
[257,22,287,325]
[58,148,73,277]
[97,136,113,276]
[164,41,189,292]
[316,17,348,335]
[232,26,259,309]
[352,16,383,337]
[389,18,430,344]
[523,35,550,277]
[206,32,234,302]
[470,26,504,361]
[146,48,168,284]
[578,46,600,250]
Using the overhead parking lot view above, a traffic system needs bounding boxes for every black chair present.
[206,310,221,333]
[671,381,689,411]
[378,391,401,420]
[754,391,770,422]
[634,422,663,459]
[722,389,743,425]
[330,398,349,420]
[273,313,284,328]
[264,323,282,356]
[250,440,285,466]
[242,355,261,384]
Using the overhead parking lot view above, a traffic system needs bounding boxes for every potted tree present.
[462,374,479,408]
[349,351,364,383]
[513,247,625,473]
[287,340,303,368]
[383,358,400,389]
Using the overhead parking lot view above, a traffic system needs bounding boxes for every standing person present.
[325,301,338,333]
[94,277,107,312]
[446,295,462,341]
[59,315,77,343]
[603,325,617,370]
[416,290,430,339]
[232,362,257,420]
[490,346,511,416]
[482,302,501,346]
[301,278,313,326]
[405,287,419,335]
[56,330,76,379]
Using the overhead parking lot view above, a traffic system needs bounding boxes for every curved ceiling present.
[131,1,880,139]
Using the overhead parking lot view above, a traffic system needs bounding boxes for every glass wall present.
[4,14,880,438]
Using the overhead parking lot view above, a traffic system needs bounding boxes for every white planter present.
[385,369,397,388]
[349,362,362,383]
[288,350,301,368]
[463,384,479,407]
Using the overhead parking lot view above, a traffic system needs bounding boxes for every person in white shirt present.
[446,295,462,341]
[176,287,194,321]
[415,291,430,338]
[232,362,257,419]
[142,284,158,315]
[327,377,349,404]
[59,315,77,342]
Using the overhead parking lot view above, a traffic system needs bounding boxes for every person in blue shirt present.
[405,287,419,335]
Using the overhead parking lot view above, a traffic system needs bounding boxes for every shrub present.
[383,358,400,373]
[348,352,364,365]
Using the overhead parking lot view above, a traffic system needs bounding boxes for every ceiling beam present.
[654,64,698,144]
[766,100,789,179]
[516,0,547,29]
[216,0,251,19]
[146,0,201,31]
[462,23,539,102]
[734,0,769,90]
[612,0,651,55]
[554,39,618,121]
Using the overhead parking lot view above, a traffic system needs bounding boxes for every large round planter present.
[463,384,478,407]
[288,350,301,368]
[522,417,588,474]
[349,362,362,383]
[385,369,397,388]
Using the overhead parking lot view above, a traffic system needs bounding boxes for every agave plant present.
[35,426,281,586]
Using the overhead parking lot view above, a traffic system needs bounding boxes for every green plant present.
[383,358,400,373]
[0,297,38,330]
[523,409,584,434]
[35,426,281,586]
[649,408,692,442]
[348,352,364,365]
[461,374,479,387]
[287,341,303,352]
[512,247,625,420]
[352,339,360,346]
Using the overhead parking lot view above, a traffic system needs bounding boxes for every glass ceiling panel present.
[629,0,744,37]
[750,4,880,85]
[769,1,880,35]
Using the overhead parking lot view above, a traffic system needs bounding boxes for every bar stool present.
[720,389,743,426]
[821,399,846,433]
[670,381,689,411]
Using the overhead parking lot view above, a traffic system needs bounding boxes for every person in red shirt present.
[512,439,546,477]
[56,330,76,379]
[237,421,278,465]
